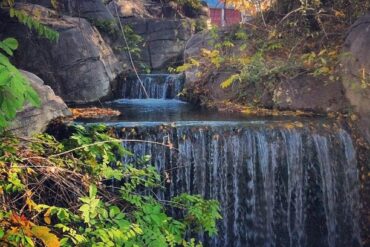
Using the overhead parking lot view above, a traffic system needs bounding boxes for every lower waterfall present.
[115,121,362,247]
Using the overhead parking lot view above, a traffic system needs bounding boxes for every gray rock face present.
[9,71,71,137]
[62,0,115,21]
[20,0,115,21]
[273,75,349,113]
[342,14,370,143]
[103,18,194,71]
[146,19,193,70]
[0,4,122,103]
[108,0,152,18]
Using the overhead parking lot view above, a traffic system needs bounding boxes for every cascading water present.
[115,122,362,247]
[80,74,363,247]
[119,74,184,99]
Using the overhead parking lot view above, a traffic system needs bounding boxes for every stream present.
[77,74,362,247]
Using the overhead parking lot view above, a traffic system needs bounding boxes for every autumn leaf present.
[220,74,240,89]
[70,107,120,119]
[31,226,60,247]
[44,208,51,225]
[10,213,32,227]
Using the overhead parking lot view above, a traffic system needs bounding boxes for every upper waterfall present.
[119,74,185,99]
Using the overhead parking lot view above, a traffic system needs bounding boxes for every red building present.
[209,8,242,26]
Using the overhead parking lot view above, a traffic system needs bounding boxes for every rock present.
[146,19,193,69]
[62,0,115,21]
[9,71,71,137]
[199,5,210,18]
[273,75,349,113]
[103,18,194,71]
[184,30,212,60]
[342,14,370,143]
[0,3,122,103]
[20,0,115,21]
[108,0,151,18]
[184,30,349,113]
[162,2,179,18]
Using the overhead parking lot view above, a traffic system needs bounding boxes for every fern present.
[1,0,59,41]
[9,8,59,41]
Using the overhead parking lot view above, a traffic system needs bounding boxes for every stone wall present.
[342,14,370,144]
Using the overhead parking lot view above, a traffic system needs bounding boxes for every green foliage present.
[9,8,59,42]
[2,0,59,41]
[301,49,341,78]
[173,0,203,16]
[190,18,208,33]
[175,0,370,107]
[90,19,118,35]
[91,19,150,73]
[176,0,202,10]
[122,25,144,59]
[97,20,142,56]
[0,38,41,131]
[0,1,59,132]
[0,126,221,246]
[220,74,240,89]
[172,194,221,236]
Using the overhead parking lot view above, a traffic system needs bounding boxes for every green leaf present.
[25,87,41,107]
[89,185,97,197]
[2,38,18,50]
[0,68,12,86]
[109,206,121,218]
[0,42,13,56]
[0,228,4,239]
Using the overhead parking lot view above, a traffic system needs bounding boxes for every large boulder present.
[9,71,71,137]
[342,14,370,143]
[0,4,122,103]
[273,75,349,113]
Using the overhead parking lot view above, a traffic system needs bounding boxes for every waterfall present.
[116,122,362,247]
[119,74,184,99]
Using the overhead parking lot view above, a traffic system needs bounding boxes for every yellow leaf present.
[31,226,60,247]
[318,49,327,56]
[220,74,240,89]
[26,197,38,212]
[334,10,345,18]
[44,208,51,225]
[27,167,36,175]
[294,121,304,128]
[283,123,295,129]
[200,48,211,56]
